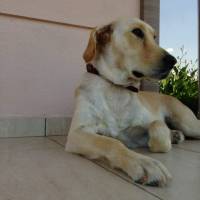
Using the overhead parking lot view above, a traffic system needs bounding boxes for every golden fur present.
[66,18,200,187]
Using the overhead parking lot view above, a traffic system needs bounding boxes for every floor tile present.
[0,137,158,200]
[57,136,200,200]
[0,137,60,152]
[175,140,200,153]
[134,146,200,200]
[48,135,66,146]
[98,144,200,200]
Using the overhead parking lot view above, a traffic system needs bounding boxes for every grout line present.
[44,118,47,137]
[47,136,65,147]
[174,146,200,153]
[95,161,163,200]
[0,136,47,139]
[0,12,94,30]
[48,136,163,200]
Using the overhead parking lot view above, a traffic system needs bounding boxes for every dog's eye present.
[131,28,144,39]
[154,35,156,40]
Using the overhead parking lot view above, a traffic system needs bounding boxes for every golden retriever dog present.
[66,18,200,186]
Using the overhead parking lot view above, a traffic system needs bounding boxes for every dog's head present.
[83,18,176,86]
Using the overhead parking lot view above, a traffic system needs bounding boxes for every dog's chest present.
[95,96,149,137]
[81,76,152,137]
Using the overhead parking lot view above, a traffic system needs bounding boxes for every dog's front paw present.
[126,155,172,187]
[171,130,185,144]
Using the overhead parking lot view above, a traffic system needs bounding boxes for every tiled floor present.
[0,136,200,200]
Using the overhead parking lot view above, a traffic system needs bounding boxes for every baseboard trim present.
[0,117,71,138]
[46,117,71,136]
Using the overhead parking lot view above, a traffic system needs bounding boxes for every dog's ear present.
[83,24,113,63]
[83,29,96,63]
[96,24,113,47]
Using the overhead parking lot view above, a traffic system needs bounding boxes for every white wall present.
[0,0,140,117]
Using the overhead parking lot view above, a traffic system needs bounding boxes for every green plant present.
[159,47,199,114]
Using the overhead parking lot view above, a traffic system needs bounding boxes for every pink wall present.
[0,0,140,117]
[0,0,140,27]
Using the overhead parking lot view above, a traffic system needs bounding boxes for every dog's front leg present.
[66,129,172,186]
[148,121,172,153]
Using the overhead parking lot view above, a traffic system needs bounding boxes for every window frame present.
[198,0,200,117]
[141,0,200,117]
[140,0,160,91]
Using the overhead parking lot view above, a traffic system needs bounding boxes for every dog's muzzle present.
[152,54,177,80]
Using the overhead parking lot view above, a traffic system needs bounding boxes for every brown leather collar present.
[86,63,138,93]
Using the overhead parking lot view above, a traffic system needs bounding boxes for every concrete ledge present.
[46,117,71,136]
[0,117,71,137]
[0,117,45,137]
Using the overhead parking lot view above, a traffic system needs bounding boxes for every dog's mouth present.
[132,67,173,80]
[132,71,145,78]
[151,68,172,80]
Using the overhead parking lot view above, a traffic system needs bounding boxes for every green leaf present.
[159,48,198,115]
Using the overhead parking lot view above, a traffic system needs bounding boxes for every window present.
[141,0,199,116]
[160,0,199,115]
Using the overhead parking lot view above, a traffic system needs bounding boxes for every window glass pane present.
[160,0,198,115]
[160,0,198,62]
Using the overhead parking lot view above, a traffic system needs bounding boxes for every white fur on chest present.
[77,73,154,137]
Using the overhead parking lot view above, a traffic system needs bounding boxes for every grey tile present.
[97,147,200,200]
[0,137,158,200]
[0,137,61,152]
[175,140,200,153]
[134,147,200,200]
[48,136,200,200]
[0,117,45,137]
[98,144,200,200]
[46,117,71,136]
[48,135,66,146]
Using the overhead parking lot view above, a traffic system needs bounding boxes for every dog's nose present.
[162,54,177,69]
